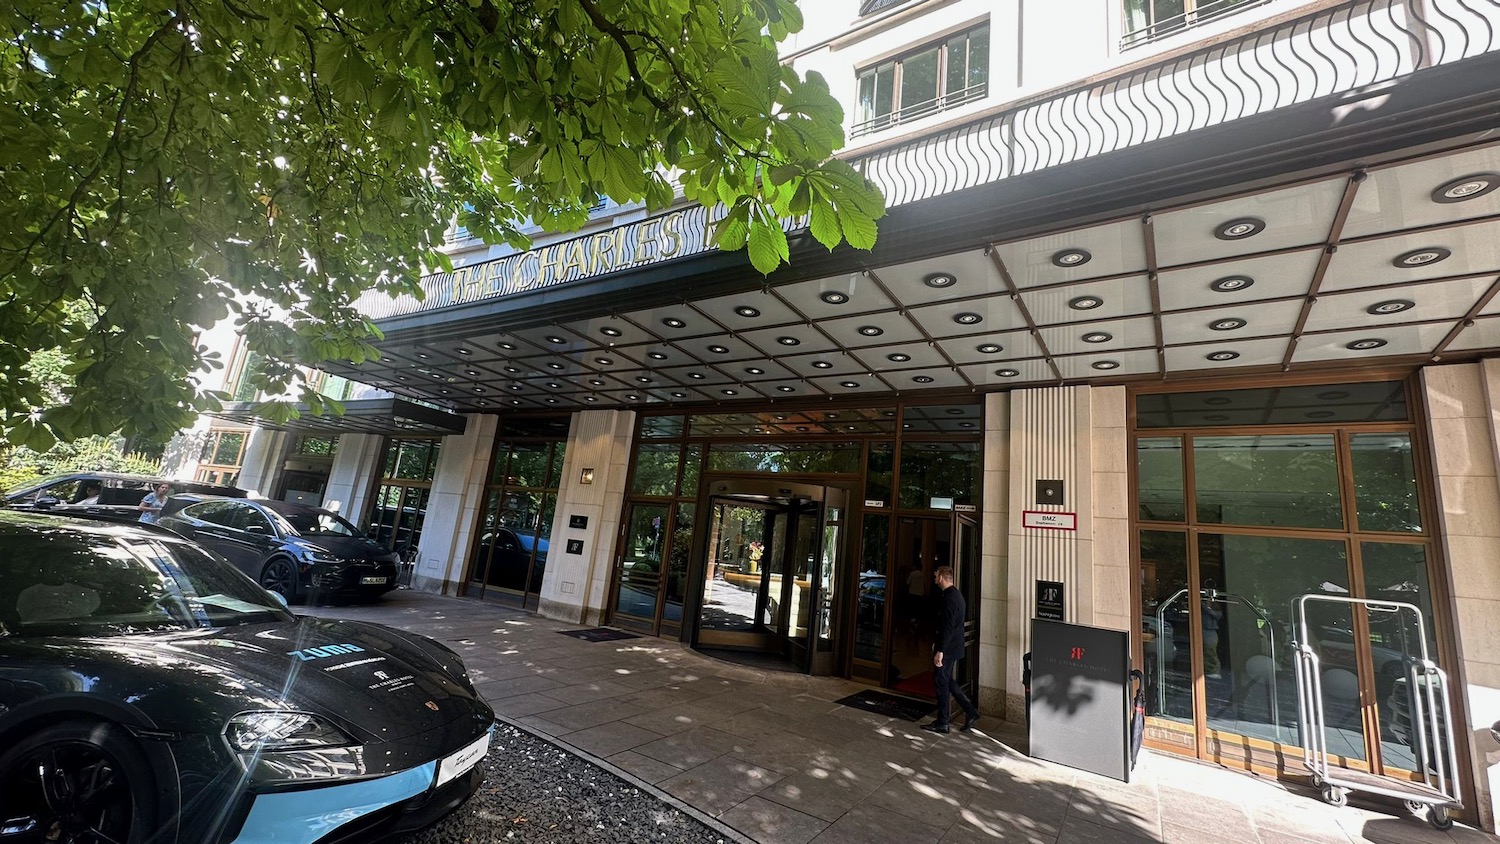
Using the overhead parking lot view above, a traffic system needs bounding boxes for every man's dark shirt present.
[934,584,966,660]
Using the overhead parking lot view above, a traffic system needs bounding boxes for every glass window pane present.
[967,25,989,91]
[529,495,557,595]
[640,415,684,438]
[898,442,978,509]
[1140,530,1194,727]
[631,443,682,496]
[900,48,939,117]
[663,504,694,623]
[901,403,981,433]
[866,442,894,507]
[547,441,567,489]
[707,442,861,473]
[616,505,668,619]
[875,63,894,118]
[1136,382,1408,429]
[946,35,967,98]
[856,515,889,663]
[1198,533,1358,757]
[1359,542,1439,772]
[505,443,550,488]
[858,71,877,124]
[468,490,502,586]
[1137,437,1185,522]
[1351,434,1422,533]
[1194,435,1342,529]
[681,444,703,498]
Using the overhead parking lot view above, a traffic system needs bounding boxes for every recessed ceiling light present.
[945,408,966,415]
[812,360,834,369]
[510,399,522,405]
[996,368,1019,377]
[1317,390,1350,400]
[745,367,765,375]
[1092,360,1120,370]
[498,342,516,350]
[1069,295,1103,310]
[1367,299,1414,315]
[1204,396,1232,406]
[1206,351,1239,361]
[1082,331,1113,343]
[954,312,982,325]
[976,343,1003,354]
[473,387,485,393]
[396,375,408,381]
[626,394,640,400]
[585,396,598,402]
[1210,275,1254,293]
[913,375,935,383]
[858,325,884,337]
[923,272,957,288]
[662,317,686,328]
[1392,247,1450,268]
[1346,338,1387,350]
[465,369,480,376]
[415,352,430,359]
[510,384,524,391]
[439,388,451,394]
[1203,414,1228,422]
[722,389,738,395]
[689,372,707,379]
[648,351,668,360]
[595,357,613,365]
[777,336,800,346]
[1051,248,1092,267]
[635,376,652,383]
[671,391,687,398]
[777,385,795,392]
[1306,410,1336,419]
[796,425,809,431]
[600,326,622,338]
[430,372,444,379]
[1210,317,1246,331]
[477,400,489,406]
[547,362,564,369]
[735,306,761,318]
[1432,173,1500,203]
[1214,217,1265,240]
[545,382,562,388]
[456,348,472,355]
[959,421,976,428]
[546,336,566,344]
[504,366,521,373]
[840,381,860,388]
[887,353,911,363]
[545,398,559,404]
[707,345,730,354]
[589,379,605,386]
[820,291,850,305]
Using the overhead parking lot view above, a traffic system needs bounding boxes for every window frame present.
[853,22,989,137]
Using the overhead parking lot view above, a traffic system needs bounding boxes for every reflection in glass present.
[856,515,890,663]
[788,510,818,641]
[700,505,769,633]
[707,442,861,473]
[1197,533,1359,758]
[1137,437,1185,522]
[1140,530,1193,726]
[1194,435,1341,529]
[663,504,694,623]
[866,442,894,507]
[1360,542,1437,772]
[1351,434,1423,533]
[630,444,682,496]
[1136,382,1408,428]
[506,443,550,487]
[898,442,978,509]
[817,508,841,651]
[615,505,668,619]
[680,445,703,497]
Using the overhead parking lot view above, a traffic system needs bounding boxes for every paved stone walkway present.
[304,590,1494,844]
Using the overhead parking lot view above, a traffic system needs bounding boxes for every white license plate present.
[436,730,490,788]
[361,576,388,585]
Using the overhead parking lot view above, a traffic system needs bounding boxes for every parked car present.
[4,472,245,522]
[0,510,493,844]
[160,496,400,603]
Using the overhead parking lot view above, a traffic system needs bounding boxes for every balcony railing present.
[1121,0,1275,50]
[851,82,990,138]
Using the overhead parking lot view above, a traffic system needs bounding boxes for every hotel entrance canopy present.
[325,0,1500,413]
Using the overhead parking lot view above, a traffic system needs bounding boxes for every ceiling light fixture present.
[1432,173,1500,203]
[820,291,850,305]
[1367,299,1414,315]
[1210,275,1254,293]
[546,336,566,344]
[1092,360,1120,370]
[722,389,738,395]
[585,396,598,403]
[595,357,613,365]
[996,368,1019,377]
[840,381,860,388]
[954,312,983,325]
[689,372,706,379]
[1082,332,1113,343]
[635,376,652,383]
[812,360,834,369]
[1306,410,1336,419]
[777,336,800,346]
[415,352,430,359]
[777,385,795,392]
[648,351,668,360]
[913,375,935,383]
[456,348,472,355]
[735,306,761,318]
[545,382,562,389]
[1346,338,1387,350]
[498,342,516,350]
[626,394,640,400]
[546,362,564,370]
[858,325,883,337]
[1051,248,1092,267]
[1210,317,1247,331]
[707,345,730,354]
[662,317,686,328]
[504,366,521,373]
[745,367,765,375]
[671,391,687,398]
[977,343,1003,354]
[589,379,605,386]
[887,353,911,363]
[1214,217,1266,240]
[1392,247,1451,268]
[600,326,622,338]
[1207,351,1240,361]
[1069,295,1103,310]
[923,272,957,288]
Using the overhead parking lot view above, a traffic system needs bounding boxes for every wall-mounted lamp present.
[579,468,595,485]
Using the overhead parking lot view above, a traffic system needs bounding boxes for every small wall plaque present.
[1023,510,1077,531]
[1036,479,1065,506]
[566,539,584,554]
[568,514,588,529]
[1036,580,1065,621]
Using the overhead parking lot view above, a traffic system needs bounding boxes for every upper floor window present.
[854,23,989,138]
[1122,0,1263,49]
[859,0,906,14]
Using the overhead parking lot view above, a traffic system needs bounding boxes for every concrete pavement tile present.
[659,756,786,817]
[635,732,728,770]
[534,678,636,705]
[472,673,566,698]
[784,710,890,746]
[1255,828,1352,844]
[1065,781,1161,842]
[1056,815,1161,844]
[513,714,570,736]
[1344,814,1459,844]
[1157,786,1254,839]
[533,698,648,732]
[941,805,1060,844]
[732,730,834,774]
[487,691,571,718]
[623,684,721,709]
[807,803,947,844]
[864,771,980,830]
[693,689,781,718]
[762,769,895,823]
[559,721,664,757]
[719,796,830,844]
[715,706,798,739]
[623,704,731,736]
[606,749,686,784]
[963,770,1071,840]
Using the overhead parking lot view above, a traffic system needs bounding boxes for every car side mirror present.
[265,589,289,609]
[245,523,270,535]
[35,496,59,509]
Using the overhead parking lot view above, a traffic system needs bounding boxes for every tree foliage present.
[0,0,885,448]
[0,435,163,494]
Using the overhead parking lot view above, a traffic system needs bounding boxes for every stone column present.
[411,414,496,595]
[234,428,287,497]
[980,392,1011,717]
[320,433,384,525]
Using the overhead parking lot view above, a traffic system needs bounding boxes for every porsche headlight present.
[225,711,352,752]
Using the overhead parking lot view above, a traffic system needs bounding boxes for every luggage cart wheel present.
[1404,800,1426,815]
[1310,774,1324,788]
[1320,785,1347,807]
[1427,807,1453,832]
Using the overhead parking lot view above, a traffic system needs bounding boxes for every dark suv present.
[160,497,399,603]
[4,472,245,522]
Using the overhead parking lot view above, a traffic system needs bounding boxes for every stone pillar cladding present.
[1422,361,1500,832]
[319,433,384,525]
[1002,385,1130,724]
[411,414,497,595]
[234,428,287,497]
[980,392,1011,718]
[537,409,637,625]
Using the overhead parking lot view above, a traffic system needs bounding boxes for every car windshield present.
[0,531,293,636]
[273,509,362,538]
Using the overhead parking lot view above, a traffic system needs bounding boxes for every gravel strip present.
[402,723,734,844]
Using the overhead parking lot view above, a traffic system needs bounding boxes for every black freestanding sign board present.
[1029,619,1132,782]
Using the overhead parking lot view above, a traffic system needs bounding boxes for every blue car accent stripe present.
[230,761,436,844]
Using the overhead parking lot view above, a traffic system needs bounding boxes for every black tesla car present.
[0,511,494,844]
[160,497,400,603]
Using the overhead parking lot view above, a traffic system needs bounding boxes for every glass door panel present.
[954,515,980,692]
[1197,533,1358,757]
[467,490,503,595]
[817,506,842,653]
[1141,531,1194,730]
[1360,542,1439,773]
[663,504,694,625]
[1350,434,1423,533]
[1193,435,1342,529]
[855,515,889,665]
[615,505,668,620]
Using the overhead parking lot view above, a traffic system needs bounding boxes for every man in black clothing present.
[922,565,980,734]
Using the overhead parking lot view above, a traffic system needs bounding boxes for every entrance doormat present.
[835,690,935,722]
[558,627,641,643]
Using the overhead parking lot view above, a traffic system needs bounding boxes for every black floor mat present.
[835,689,936,722]
[558,627,641,643]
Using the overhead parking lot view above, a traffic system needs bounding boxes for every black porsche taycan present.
[0,510,494,844]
